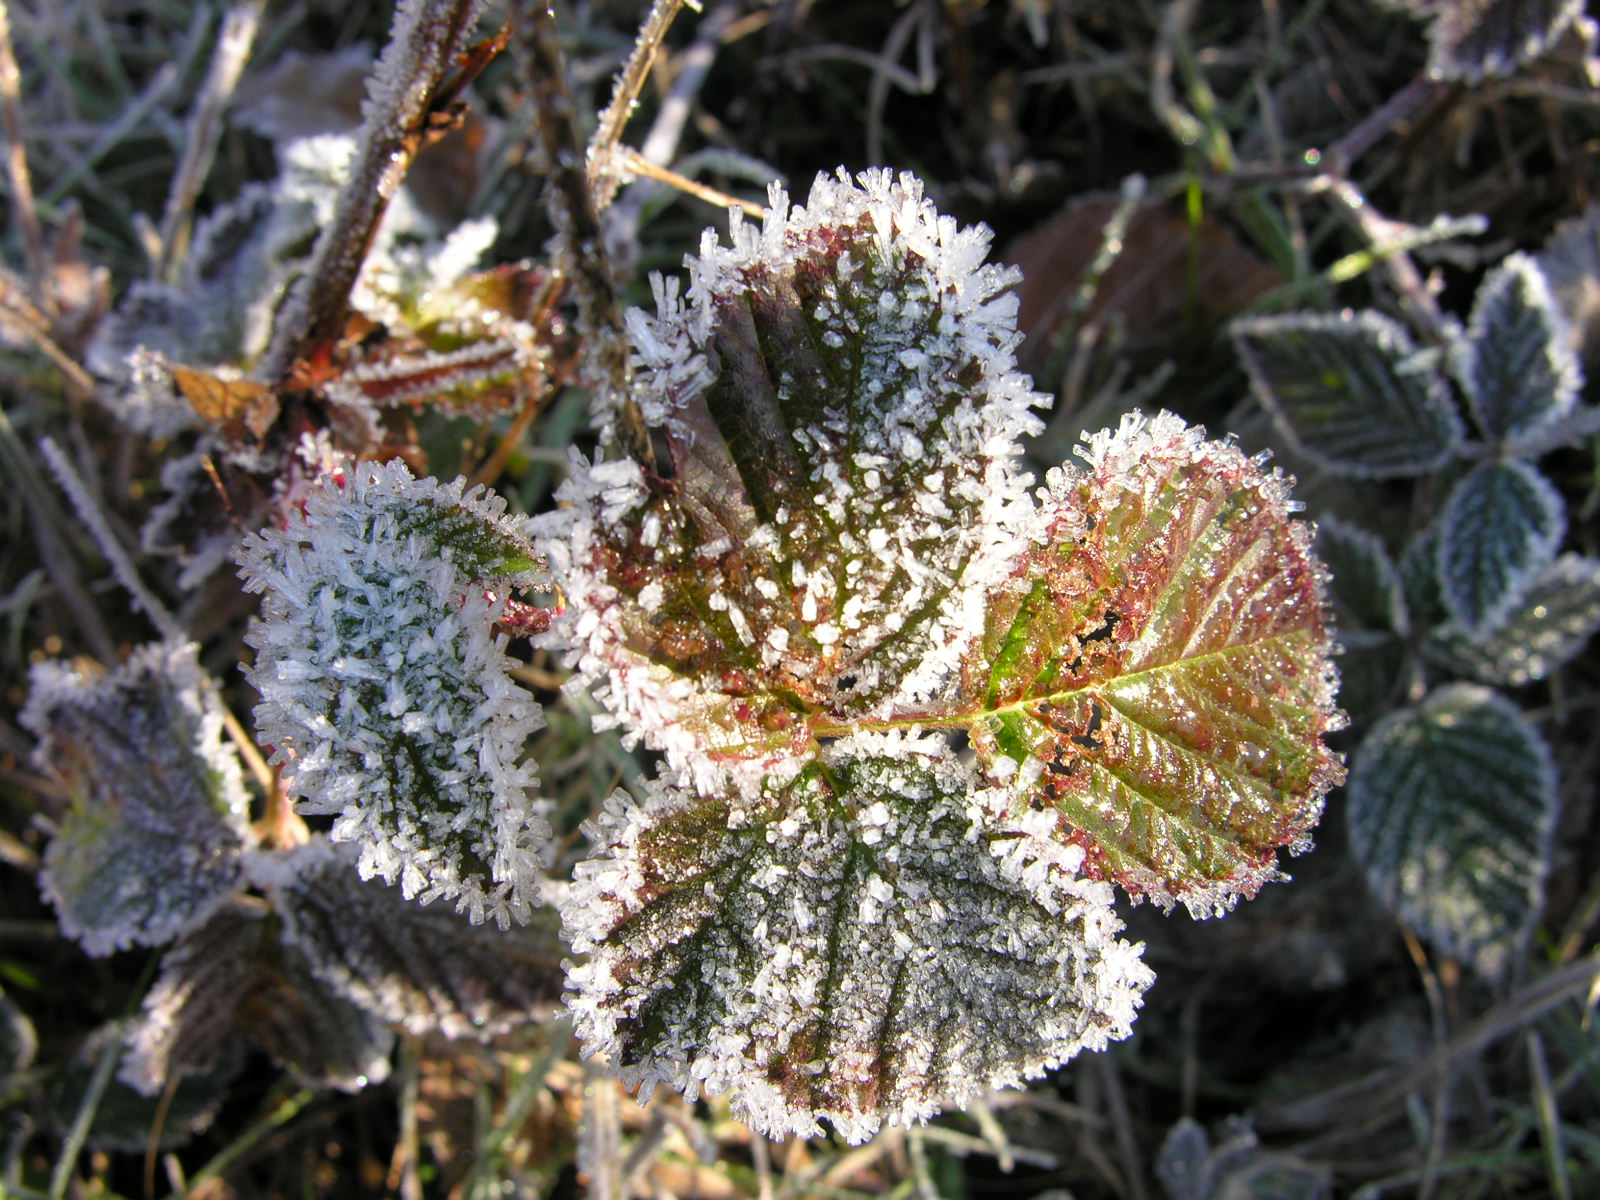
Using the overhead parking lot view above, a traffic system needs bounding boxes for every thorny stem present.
[259,0,486,385]
[509,0,655,471]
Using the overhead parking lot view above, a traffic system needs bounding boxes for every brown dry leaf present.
[1006,195,1283,376]
[171,366,280,442]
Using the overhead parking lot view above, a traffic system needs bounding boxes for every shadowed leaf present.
[22,642,252,956]
[1233,311,1463,478]
[1436,459,1564,635]
[1426,554,1600,685]
[1347,683,1557,978]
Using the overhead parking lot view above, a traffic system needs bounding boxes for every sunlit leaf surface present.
[966,413,1344,915]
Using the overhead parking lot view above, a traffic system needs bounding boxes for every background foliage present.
[2,0,1600,1197]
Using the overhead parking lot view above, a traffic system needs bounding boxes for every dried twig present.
[587,0,696,211]
[155,0,265,281]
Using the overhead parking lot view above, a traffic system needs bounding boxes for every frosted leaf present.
[1233,311,1463,478]
[253,839,564,1039]
[1346,683,1557,978]
[1155,1115,1331,1200]
[538,169,1047,785]
[1386,0,1590,80]
[236,458,550,928]
[122,898,393,1096]
[1426,553,1600,685]
[562,732,1152,1144]
[1538,201,1600,362]
[1435,459,1564,635]
[964,412,1345,916]
[1455,252,1583,447]
[21,641,252,956]
[1318,515,1409,635]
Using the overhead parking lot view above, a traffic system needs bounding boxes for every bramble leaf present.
[1346,683,1557,978]
[1435,458,1564,635]
[122,898,394,1096]
[1318,515,1409,634]
[1426,553,1600,685]
[538,169,1046,787]
[562,732,1152,1144]
[1233,311,1463,477]
[964,413,1345,916]
[21,642,252,956]
[253,840,565,1040]
[1455,252,1582,447]
[236,459,550,928]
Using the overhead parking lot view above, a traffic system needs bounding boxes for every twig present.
[508,0,654,470]
[0,271,94,401]
[259,0,487,384]
[0,0,46,296]
[618,149,766,217]
[1401,925,1451,1200]
[587,0,696,212]
[1097,1052,1149,1200]
[1322,76,1444,177]
[155,0,265,281]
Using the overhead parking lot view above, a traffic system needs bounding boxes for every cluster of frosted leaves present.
[121,895,395,1096]
[236,458,550,928]
[562,733,1152,1144]
[20,641,252,956]
[962,412,1345,915]
[1385,0,1592,80]
[538,169,1046,789]
[1347,684,1558,978]
[254,839,564,1039]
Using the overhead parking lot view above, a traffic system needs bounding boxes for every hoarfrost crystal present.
[236,458,550,928]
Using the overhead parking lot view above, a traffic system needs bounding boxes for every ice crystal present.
[21,641,252,956]
[562,732,1152,1144]
[236,458,549,927]
[964,412,1345,916]
[538,169,1047,788]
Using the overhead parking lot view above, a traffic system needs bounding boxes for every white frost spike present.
[235,458,549,928]
[561,732,1152,1144]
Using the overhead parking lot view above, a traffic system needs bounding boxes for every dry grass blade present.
[154,0,265,281]
[507,0,654,470]
[587,0,695,212]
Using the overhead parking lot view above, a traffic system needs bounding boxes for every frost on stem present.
[21,641,252,956]
[538,169,1047,788]
[967,412,1345,916]
[235,459,550,928]
[562,732,1152,1144]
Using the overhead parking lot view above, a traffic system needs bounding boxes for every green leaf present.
[255,839,565,1041]
[1426,554,1600,686]
[562,732,1152,1144]
[21,642,252,956]
[236,459,550,928]
[1456,252,1582,448]
[1318,515,1409,634]
[122,898,394,1096]
[1347,683,1558,978]
[1233,311,1463,478]
[1436,459,1564,635]
[539,170,1047,779]
[966,412,1345,915]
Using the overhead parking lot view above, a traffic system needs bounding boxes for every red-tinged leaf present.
[964,412,1345,916]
